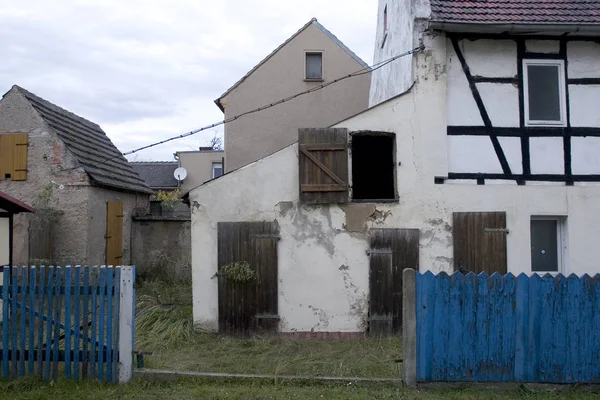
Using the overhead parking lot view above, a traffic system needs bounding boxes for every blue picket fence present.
[416,271,600,383]
[0,265,131,383]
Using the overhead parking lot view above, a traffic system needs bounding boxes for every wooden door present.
[453,212,507,274]
[368,228,419,336]
[106,202,124,266]
[218,221,279,336]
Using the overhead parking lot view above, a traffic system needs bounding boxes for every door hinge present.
[366,249,393,256]
[484,228,509,234]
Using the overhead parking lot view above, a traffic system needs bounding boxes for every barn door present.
[368,228,419,336]
[298,128,349,204]
[218,221,279,336]
[453,212,507,274]
[106,202,124,266]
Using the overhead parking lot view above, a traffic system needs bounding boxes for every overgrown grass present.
[1,377,599,400]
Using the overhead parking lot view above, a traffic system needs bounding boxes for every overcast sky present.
[0,1,377,161]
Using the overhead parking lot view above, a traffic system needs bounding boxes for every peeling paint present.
[339,203,376,232]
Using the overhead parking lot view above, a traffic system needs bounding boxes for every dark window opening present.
[351,134,395,201]
[4,174,10,179]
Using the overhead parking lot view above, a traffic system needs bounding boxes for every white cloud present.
[0,0,377,160]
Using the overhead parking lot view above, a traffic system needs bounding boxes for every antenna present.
[174,167,187,181]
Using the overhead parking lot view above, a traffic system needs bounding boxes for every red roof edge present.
[0,191,35,213]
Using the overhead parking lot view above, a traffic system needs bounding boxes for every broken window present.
[351,133,396,201]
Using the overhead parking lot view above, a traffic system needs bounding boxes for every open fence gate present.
[0,265,135,383]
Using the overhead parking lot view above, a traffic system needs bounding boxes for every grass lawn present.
[135,280,402,378]
[1,377,599,400]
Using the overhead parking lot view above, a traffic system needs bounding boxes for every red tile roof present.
[431,0,600,25]
[0,191,35,214]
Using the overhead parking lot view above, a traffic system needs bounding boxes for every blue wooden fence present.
[415,271,600,383]
[0,265,130,383]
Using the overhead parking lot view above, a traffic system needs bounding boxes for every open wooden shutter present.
[298,128,348,204]
[0,134,28,181]
[368,228,419,336]
[106,202,124,266]
[453,212,507,274]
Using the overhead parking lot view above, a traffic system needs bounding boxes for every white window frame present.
[530,216,567,275]
[212,162,223,179]
[523,59,567,127]
[304,51,324,81]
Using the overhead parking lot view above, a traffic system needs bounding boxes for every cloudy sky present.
[0,1,377,161]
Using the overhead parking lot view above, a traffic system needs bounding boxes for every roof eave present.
[429,20,600,35]
[214,98,225,113]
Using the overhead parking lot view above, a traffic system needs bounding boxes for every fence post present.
[118,266,134,383]
[402,268,417,387]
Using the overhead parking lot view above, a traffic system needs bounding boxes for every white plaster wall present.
[0,217,8,267]
[448,136,502,173]
[530,137,564,175]
[572,137,600,174]
[478,83,520,127]
[569,85,600,127]
[462,39,517,77]
[190,33,600,334]
[568,41,600,79]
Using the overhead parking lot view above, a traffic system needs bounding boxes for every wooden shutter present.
[453,212,507,274]
[0,134,28,181]
[106,202,124,266]
[368,228,419,336]
[298,128,348,204]
[218,221,279,336]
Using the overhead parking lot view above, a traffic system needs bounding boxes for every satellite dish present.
[174,167,187,181]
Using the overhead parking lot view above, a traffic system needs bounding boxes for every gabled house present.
[0,85,152,266]
[215,17,371,172]
[188,0,600,336]
[0,191,34,267]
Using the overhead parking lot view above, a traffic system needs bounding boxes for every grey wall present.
[131,217,191,281]
[177,150,225,193]
[221,22,371,171]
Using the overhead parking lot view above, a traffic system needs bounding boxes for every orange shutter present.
[0,134,28,181]
[106,202,124,266]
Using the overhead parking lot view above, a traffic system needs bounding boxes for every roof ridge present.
[13,85,103,132]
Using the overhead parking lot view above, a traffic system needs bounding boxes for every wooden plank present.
[446,272,463,381]
[472,273,489,381]
[117,266,134,383]
[90,267,98,378]
[36,266,45,376]
[82,266,90,379]
[460,272,477,382]
[453,212,507,274]
[416,271,435,382]
[298,128,348,204]
[106,267,114,381]
[251,223,279,334]
[11,266,19,377]
[19,266,28,376]
[27,267,36,376]
[43,267,54,380]
[112,267,121,384]
[300,184,346,192]
[64,266,72,379]
[73,266,81,381]
[52,267,63,380]
[11,134,28,181]
[2,267,9,377]
[98,266,106,381]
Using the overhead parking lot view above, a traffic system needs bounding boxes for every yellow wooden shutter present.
[0,134,28,181]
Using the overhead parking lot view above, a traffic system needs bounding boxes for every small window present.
[523,60,566,126]
[351,134,396,201]
[530,216,566,273]
[383,5,388,35]
[212,162,223,179]
[305,52,323,80]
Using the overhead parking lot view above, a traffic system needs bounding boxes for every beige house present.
[215,18,371,172]
[0,85,152,266]
[176,148,225,194]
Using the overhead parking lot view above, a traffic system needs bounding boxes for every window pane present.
[306,53,322,79]
[530,219,558,272]
[527,64,561,122]
[213,162,223,178]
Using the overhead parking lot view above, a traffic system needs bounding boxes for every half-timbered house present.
[188,0,600,336]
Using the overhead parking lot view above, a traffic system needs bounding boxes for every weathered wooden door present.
[453,212,507,274]
[218,221,279,336]
[106,202,124,266]
[368,228,419,336]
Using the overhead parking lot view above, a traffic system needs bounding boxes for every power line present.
[64,45,424,171]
